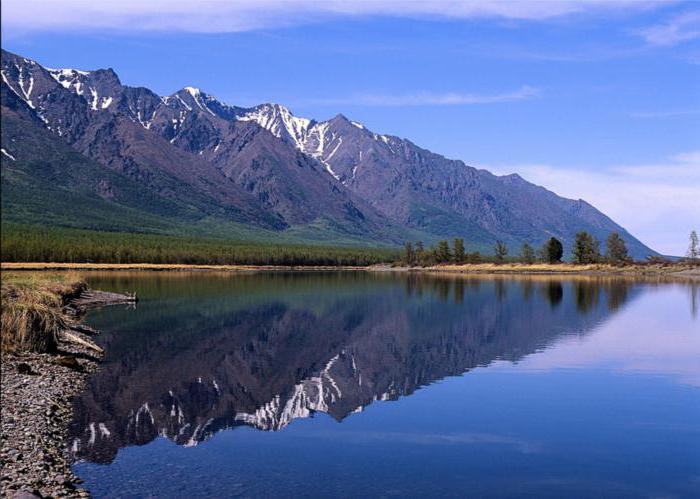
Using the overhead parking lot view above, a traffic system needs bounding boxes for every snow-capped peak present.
[47,67,90,79]
[184,86,201,97]
[45,67,117,112]
[173,86,217,116]
[237,103,314,150]
[47,68,91,95]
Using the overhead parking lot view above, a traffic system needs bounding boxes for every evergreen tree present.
[436,240,451,263]
[573,231,600,264]
[520,243,535,264]
[689,230,699,263]
[541,237,563,263]
[414,241,425,266]
[403,242,415,266]
[453,238,465,263]
[494,240,508,262]
[605,232,628,263]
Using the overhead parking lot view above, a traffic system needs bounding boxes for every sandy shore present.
[411,262,700,279]
[2,262,698,279]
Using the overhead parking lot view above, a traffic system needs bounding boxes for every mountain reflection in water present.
[67,272,643,465]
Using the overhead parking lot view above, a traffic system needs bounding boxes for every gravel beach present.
[1,332,102,498]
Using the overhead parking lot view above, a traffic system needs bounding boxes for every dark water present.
[69,272,700,498]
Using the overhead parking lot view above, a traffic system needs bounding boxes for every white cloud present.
[0,0,669,34]
[637,10,700,46]
[487,151,700,256]
[302,85,539,107]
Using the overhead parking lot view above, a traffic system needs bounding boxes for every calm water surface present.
[70,272,700,498]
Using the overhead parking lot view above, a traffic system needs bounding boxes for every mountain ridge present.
[0,49,657,257]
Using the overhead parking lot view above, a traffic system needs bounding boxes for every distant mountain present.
[0,49,656,256]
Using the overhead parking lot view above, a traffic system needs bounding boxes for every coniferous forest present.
[1,225,399,266]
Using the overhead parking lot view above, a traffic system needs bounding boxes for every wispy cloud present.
[0,0,670,34]
[487,151,700,256]
[630,109,700,118]
[637,10,700,46]
[301,86,539,107]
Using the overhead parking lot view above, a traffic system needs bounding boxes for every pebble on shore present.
[1,333,101,498]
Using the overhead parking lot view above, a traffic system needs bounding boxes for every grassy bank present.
[1,224,399,266]
[0,272,86,353]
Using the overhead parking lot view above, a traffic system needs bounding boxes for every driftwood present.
[55,287,137,354]
[59,330,104,354]
[68,323,100,336]
[68,290,137,312]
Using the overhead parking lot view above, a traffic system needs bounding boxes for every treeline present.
[0,225,399,266]
[401,231,634,266]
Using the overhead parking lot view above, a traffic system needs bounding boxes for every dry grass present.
[423,262,700,276]
[1,273,86,353]
[433,263,605,273]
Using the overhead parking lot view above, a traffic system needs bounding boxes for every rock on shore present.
[1,334,101,498]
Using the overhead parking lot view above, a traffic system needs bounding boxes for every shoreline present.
[0,333,102,498]
[1,346,99,498]
[1,284,132,498]
[2,262,698,279]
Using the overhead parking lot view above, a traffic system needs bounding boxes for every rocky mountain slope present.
[1,49,656,256]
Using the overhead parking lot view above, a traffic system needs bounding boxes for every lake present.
[70,272,699,498]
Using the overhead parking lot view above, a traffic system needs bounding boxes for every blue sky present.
[2,1,698,255]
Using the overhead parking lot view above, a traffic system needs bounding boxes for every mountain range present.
[0,49,656,257]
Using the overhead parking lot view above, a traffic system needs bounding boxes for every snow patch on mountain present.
[48,68,90,95]
[234,352,350,431]
[238,103,312,150]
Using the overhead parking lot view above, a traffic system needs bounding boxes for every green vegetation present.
[453,238,465,263]
[436,240,451,263]
[494,240,508,262]
[573,232,601,264]
[605,232,629,263]
[403,242,416,266]
[520,243,535,264]
[542,237,564,263]
[1,224,399,266]
[399,231,653,267]
[688,230,699,263]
